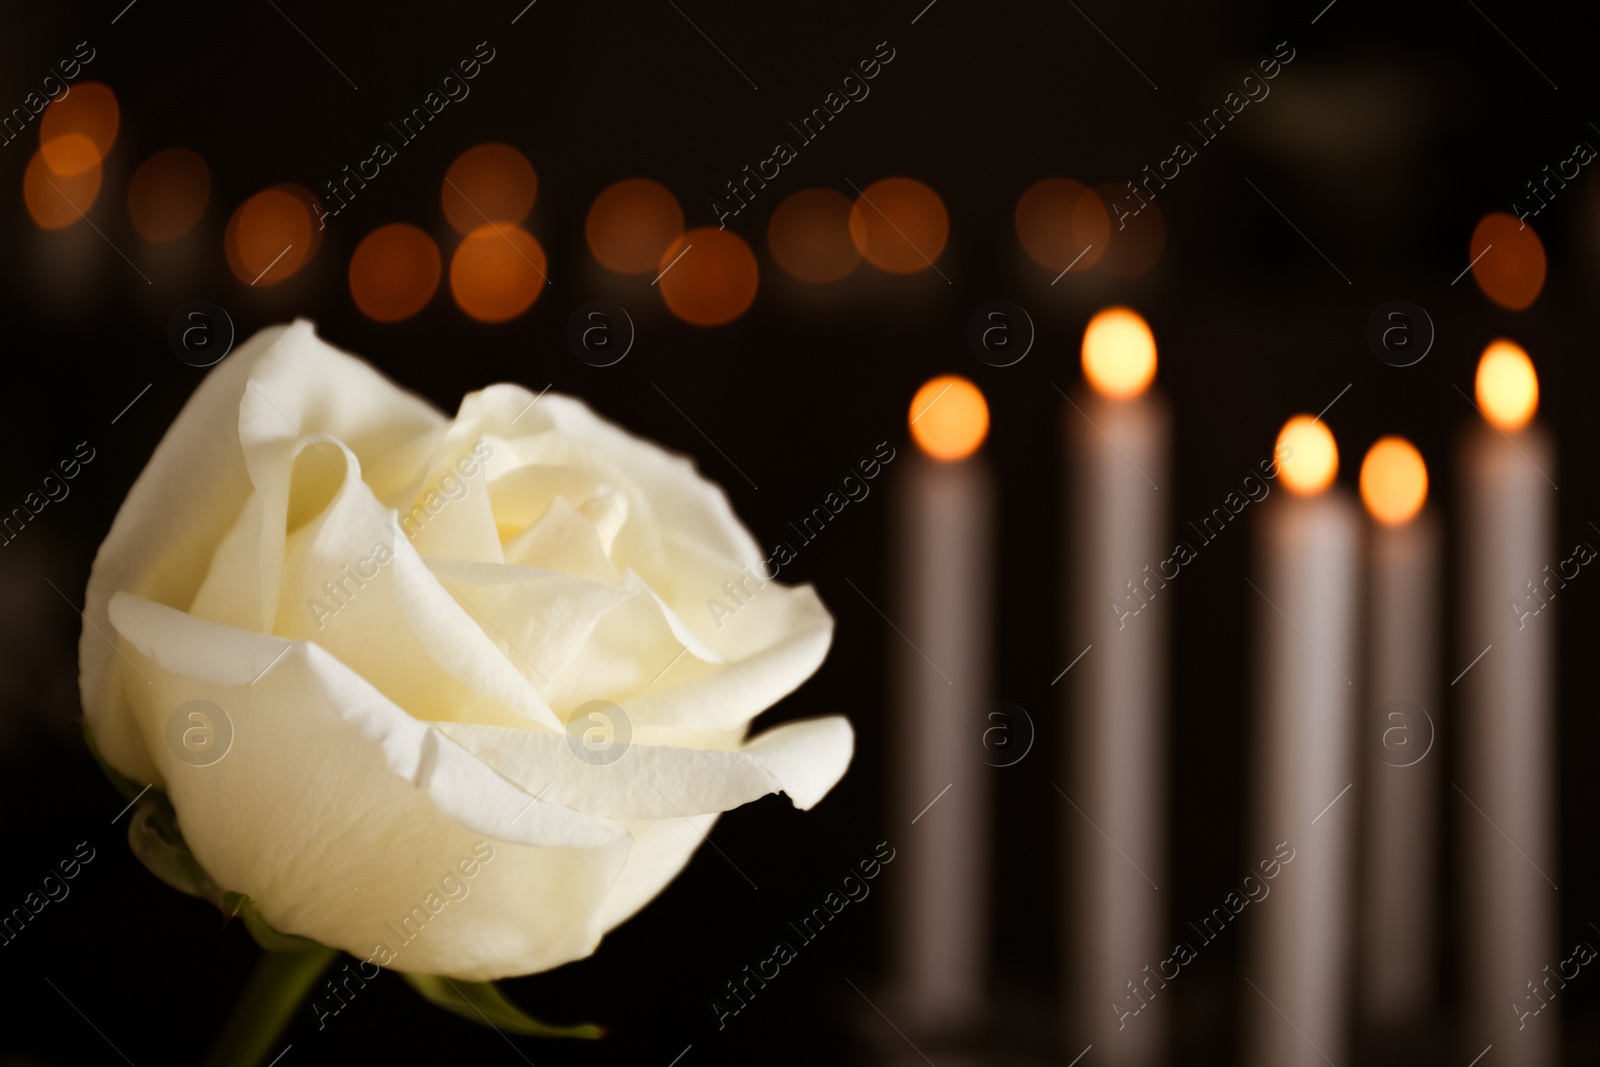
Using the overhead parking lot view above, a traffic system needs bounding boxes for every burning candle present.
[1065,307,1169,1064]
[1459,340,1558,1064]
[892,374,992,1034]
[1245,415,1360,1067]
[1356,437,1440,1036]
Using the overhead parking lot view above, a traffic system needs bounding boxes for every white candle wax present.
[1359,507,1441,1031]
[1066,387,1169,1065]
[1246,417,1359,1067]
[892,437,992,1034]
[1459,420,1557,1064]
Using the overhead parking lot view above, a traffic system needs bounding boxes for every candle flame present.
[1276,415,1338,496]
[909,375,988,461]
[1474,340,1539,431]
[1082,307,1156,399]
[1359,436,1428,525]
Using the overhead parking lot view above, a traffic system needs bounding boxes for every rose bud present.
[81,321,851,980]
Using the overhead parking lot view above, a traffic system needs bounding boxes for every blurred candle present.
[1459,341,1558,1065]
[1357,437,1440,1034]
[1066,308,1168,1064]
[1246,416,1359,1067]
[892,374,991,1034]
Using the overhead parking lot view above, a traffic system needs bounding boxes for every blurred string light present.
[768,188,859,283]
[1470,211,1545,310]
[439,144,546,322]
[24,146,100,229]
[1014,178,1108,273]
[909,374,988,461]
[442,143,536,233]
[585,178,684,274]
[1093,181,1166,277]
[128,148,210,242]
[450,223,546,322]
[24,82,119,229]
[848,177,948,273]
[657,226,758,326]
[278,184,326,259]
[225,185,320,286]
[16,96,1162,322]
[350,223,440,322]
[39,132,100,179]
[39,81,118,174]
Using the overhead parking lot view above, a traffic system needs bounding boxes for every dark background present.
[2,1,1598,1064]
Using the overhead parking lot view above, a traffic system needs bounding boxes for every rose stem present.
[203,945,338,1067]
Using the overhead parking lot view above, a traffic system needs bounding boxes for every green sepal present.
[99,731,329,956]
[222,893,328,954]
[401,974,605,1040]
[81,718,147,802]
[127,790,227,908]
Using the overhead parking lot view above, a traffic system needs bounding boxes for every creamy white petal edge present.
[79,320,852,978]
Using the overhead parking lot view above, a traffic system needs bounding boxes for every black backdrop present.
[2,1,1598,1064]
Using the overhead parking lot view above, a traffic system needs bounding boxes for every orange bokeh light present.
[1469,212,1545,310]
[586,178,685,274]
[657,227,759,326]
[39,82,118,174]
[1276,415,1339,496]
[40,133,101,179]
[848,177,948,274]
[1082,307,1157,399]
[128,148,210,243]
[350,223,441,323]
[450,223,547,323]
[1360,437,1428,526]
[274,184,325,262]
[909,375,989,462]
[225,187,317,286]
[1014,179,1109,273]
[768,188,860,283]
[1474,339,1539,431]
[24,146,100,229]
[442,143,537,234]
[1094,182,1166,277]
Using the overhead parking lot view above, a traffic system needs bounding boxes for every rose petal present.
[265,440,562,730]
[403,445,503,565]
[426,555,831,730]
[435,713,854,819]
[450,384,767,575]
[82,321,446,781]
[501,494,625,586]
[108,592,622,846]
[594,812,719,933]
[614,583,833,730]
[105,591,633,978]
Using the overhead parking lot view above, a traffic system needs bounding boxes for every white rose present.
[81,320,850,980]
